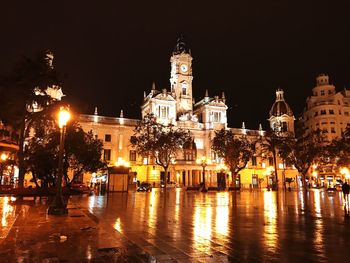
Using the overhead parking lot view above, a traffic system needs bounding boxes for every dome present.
[269,89,293,117]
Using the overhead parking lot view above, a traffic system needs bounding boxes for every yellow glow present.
[0,153,8,161]
[148,190,158,235]
[193,204,212,246]
[313,171,318,177]
[196,156,212,166]
[113,217,122,233]
[215,192,229,236]
[115,157,130,167]
[340,167,350,179]
[216,163,227,171]
[263,191,278,252]
[58,107,71,128]
[263,166,274,176]
[1,196,14,228]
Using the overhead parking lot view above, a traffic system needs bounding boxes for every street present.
[0,189,349,262]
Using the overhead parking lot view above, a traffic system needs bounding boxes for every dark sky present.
[1,1,350,129]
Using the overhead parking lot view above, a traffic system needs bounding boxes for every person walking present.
[342,182,350,202]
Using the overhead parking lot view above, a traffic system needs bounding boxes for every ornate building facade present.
[303,74,350,142]
[78,37,298,190]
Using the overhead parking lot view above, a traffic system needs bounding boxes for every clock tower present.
[170,36,193,117]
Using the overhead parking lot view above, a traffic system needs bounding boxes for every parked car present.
[160,181,179,188]
[70,183,91,194]
[137,182,152,192]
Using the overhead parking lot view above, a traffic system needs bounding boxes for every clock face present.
[180,64,188,72]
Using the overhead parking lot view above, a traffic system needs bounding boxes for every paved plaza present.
[0,189,350,262]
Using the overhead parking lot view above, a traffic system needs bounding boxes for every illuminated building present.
[303,74,350,142]
[78,37,298,189]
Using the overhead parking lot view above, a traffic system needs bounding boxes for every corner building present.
[303,74,350,142]
[78,37,298,190]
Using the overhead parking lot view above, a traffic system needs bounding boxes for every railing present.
[78,114,139,126]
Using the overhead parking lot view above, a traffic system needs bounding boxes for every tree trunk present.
[302,173,308,192]
[163,166,168,191]
[17,114,27,188]
[273,148,278,190]
[232,171,238,189]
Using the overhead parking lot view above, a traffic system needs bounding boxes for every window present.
[314,111,318,117]
[330,121,335,124]
[183,140,197,161]
[213,111,221,122]
[321,122,328,125]
[338,100,341,105]
[329,109,334,114]
[104,149,111,161]
[94,134,98,140]
[281,122,288,132]
[181,82,188,95]
[252,174,258,188]
[328,90,332,94]
[339,110,342,115]
[129,150,137,162]
[322,128,328,133]
[345,112,349,116]
[268,157,274,166]
[158,106,169,119]
[331,127,336,133]
[320,110,326,115]
[105,134,111,142]
[321,90,325,96]
[251,156,257,166]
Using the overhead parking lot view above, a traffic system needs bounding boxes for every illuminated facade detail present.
[268,89,295,135]
[78,37,298,189]
[303,74,350,141]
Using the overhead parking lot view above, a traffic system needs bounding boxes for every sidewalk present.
[0,197,152,263]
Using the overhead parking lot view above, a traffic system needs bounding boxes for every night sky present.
[1,1,350,129]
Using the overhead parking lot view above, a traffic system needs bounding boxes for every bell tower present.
[170,36,193,116]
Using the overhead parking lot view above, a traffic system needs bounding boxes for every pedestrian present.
[342,182,350,202]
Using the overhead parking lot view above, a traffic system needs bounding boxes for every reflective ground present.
[1,189,350,262]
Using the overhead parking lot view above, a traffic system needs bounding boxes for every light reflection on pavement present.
[1,189,350,262]
[72,189,350,262]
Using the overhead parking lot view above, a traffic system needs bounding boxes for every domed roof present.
[269,89,293,117]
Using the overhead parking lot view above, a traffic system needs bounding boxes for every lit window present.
[213,112,221,122]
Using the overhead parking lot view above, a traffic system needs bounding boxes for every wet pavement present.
[1,189,350,262]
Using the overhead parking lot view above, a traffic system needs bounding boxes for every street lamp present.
[196,156,211,192]
[48,107,71,215]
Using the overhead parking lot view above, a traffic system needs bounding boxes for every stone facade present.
[78,37,299,190]
[303,74,350,142]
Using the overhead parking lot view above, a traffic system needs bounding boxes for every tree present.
[211,129,255,189]
[259,130,294,190]
[328,126,350,167]
[279,128,325,190]
[0,51,62,188]
[130,114,191,188]
[25,121,105,188]
[64,124,106,184]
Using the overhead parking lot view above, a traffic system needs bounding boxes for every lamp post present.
[48,107,71,215]
[196,156,211,192]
